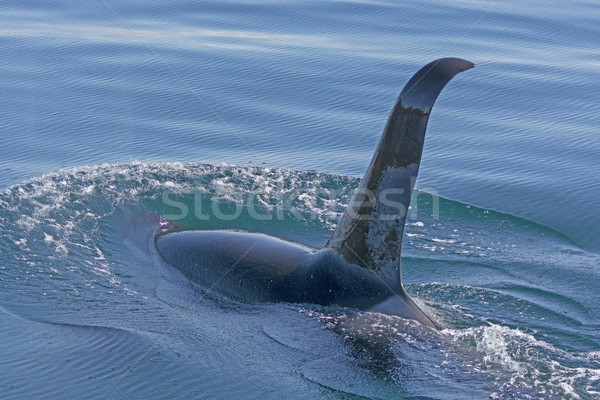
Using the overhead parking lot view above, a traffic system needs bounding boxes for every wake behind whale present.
[150,58,474,329]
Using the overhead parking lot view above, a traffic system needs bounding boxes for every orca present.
[153,58,474,329]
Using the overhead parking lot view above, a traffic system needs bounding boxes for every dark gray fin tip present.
[399,57,475,112]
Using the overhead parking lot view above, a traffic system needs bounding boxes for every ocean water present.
[1,0,599,399]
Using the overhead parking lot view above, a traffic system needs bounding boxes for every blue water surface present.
[1,0,599,399]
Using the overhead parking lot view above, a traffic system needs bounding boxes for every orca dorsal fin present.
[326,58,474,285]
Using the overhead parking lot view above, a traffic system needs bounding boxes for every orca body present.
[155,58,474,329]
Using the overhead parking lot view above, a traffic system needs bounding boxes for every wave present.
[1,162,598,399]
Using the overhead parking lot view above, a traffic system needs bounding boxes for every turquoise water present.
[1,1,599,398]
